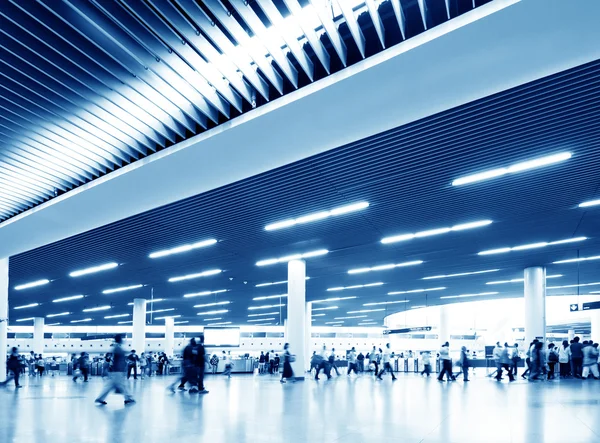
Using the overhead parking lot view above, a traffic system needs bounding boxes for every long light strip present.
[579,199,600,208]
[479,237,586,255]
[14,303,40,310]
[358,322,378,326]
[348,260,423,274]
[175,321,189,325]
[193,301,231,308]
[128,298,165,306]
[381,220,492,244]
[440,291,499,300]
[553,255,600,264]
[147,308,175,314]
[183,289,228,298]
[487,274,563,285]
[203,317,222,321]
[252,294,287,301]
[155,315,182,320]
[247,311,278,317]
[207,322,232,326]
[252,323,273,326]
[46,323,61,326]
[256,249,328,266]
[388,287,445,295]
[347,309,386,313]
[452,152,572,186]
[265,202,369,231]
[196,309,229,316]
[14,279,50,290]
[53,295,85,303]
[325,321,344,324]
[248,303,285,310]
[327,282,383,292]
[46,312,70,318]
[168,269,222,282]
[423,269,499,280]
[312,306,338,311]
[311,313,326,317]
[248,318,276,322]
[149,238,217,258]
[547,282,600,289]
[255,277,310,287]
[82,306,111,312]
[311,296,357,303]
[69,262,118,278]
[363,300,409,306]
[118,321,133,324]
[102,284,143,294]
[334,315,367,319]
[104,314,130,319]
[15,317,35,322]
[71,318,92,323]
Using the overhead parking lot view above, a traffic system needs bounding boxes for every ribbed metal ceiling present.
[8,58,600,326]
[0,0,488,221]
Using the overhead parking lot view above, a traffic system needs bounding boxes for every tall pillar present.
[568,329,575,342]
[33,317,44,355]
[0,258,8,381]
[438,305,450,343]
[287,259,306,379]
[305,302,312,371]
[589,311,600,344]
[524,267,546,344]
[132,298,146,354]
[164,317,175,358]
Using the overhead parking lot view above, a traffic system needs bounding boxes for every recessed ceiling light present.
[347,309,386,313]
[118,320,133,324]
[388,287,445,295]
[553,255,600,264]
[486,274,563,285]
[168,269,222,283]
[423,269,499,280]
[53,295,85,303]
[203,318,222,321]
[183,289,228,298]
[265,202,369,231]
[147,308,175,314]
[46,323,61,326]
[127,298,165,306]
[311,313,326,317]
[547,282,600,289]
[334,315,367,319]
[71,318,93,323]
[149,239,217,259]
[381,220,491,244]
[248,303,285,310]
[255,277,310,287]
[440,292,499,299]
[196,309,229,316]
[193,301,231,308]
[327,282,383,292]
[247,311,279,317]
[251,323,273,326]
[248,318,276,322]
[14,279,50,291]
[69,262,118,278]
[155,315,182,320]
[311,296,357,303]
[104,314,130,319]
[252,294,287,301]
[312,306,338,311]
[452,152,572,186]
[175,321,189,324]
[256,249,328,266]
[46,312,70,318]
[14,303,40,310]
[325,321,344,324]
[479,237,586,255]
[579,199,600,208]
[207,321,232,326]
[348,260,423,274]
[15,317,35,322]
[82,306,111,312]
[102,284,143,294]
[358,322,378,325]
[363,300,409,306]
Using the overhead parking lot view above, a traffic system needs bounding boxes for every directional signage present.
[570,303,580,312]
[383,326,432,335]
[582,301,600,311]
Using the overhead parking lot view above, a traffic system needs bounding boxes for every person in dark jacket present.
[280,343,294,383]
[95,334,135,405]
[168,338,197,392]
[194,335,208,394]
[126,350,139,380]
[570,337,584,378]
[1,347,23,388]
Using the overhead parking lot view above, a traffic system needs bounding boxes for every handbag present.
[289,355,296,363]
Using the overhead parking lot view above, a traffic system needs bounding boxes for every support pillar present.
[0,258,8,381]
[524,266,546,344]
[438,305,450,343]
[287,259,306,379]
[590,311,600,344]
[568,329,575,342]
[132,298,146,354]
[305,302,312,372]
[164,317,175,358]
[33,317,44,355]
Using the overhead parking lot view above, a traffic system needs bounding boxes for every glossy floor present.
[0,372,599,443]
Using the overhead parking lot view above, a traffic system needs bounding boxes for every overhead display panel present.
[203,327,240,347]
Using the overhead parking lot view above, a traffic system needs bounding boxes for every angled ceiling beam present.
[365,0,385,49]
[390,0,407,40]
[308,0,347,66]
[335,0,366,58]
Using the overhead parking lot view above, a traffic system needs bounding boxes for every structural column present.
[568,329,575,342]
[164,316,175,358]
[0,258,8,381]
[33,317,44,355]
[589,310,600,344]
[287,259,306,379]
[438,305,450,343]
[305,301,312,372]
[132,298,146,354]
[524,267,546,345]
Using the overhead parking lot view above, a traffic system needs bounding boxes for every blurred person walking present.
[570,337,584,378]
[95,334,135,405]
[169,338,197,392]
[437,342,455,382]
[547,343,558,380]
[347,347,359,376]
[582,342,600,379]
[280,343,295,383]
[377,344,397,381]
[1,347,23,388]
[420,351,432,377]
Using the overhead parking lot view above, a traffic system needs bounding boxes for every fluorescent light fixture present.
[311,313,326,317]
[358,322,378,325]
[440,291,499,299]
[128,298,165,306]
[256,249,328,266]
[104,314,130,319]
[53,295,85,303]
[547,282,600,289]
[46,323,61,326]
[69,262,118,278]
[203,318,222,321]
[46,312,70,318]
[175,321,189,325]
[82,306,111,312]
[411,305,427,309]
[423,269,499,280]
[252,294,287,301]
[363,300,410,306]
[16,317,35,322]
[265,202,369,231]
[14,303,40,310]
[579,199,600,208]
[452,152,572,186]
[193,301,231,308]
[347,309,386,313]
[247,311,278,317]
[327,282,383,292]
[196,309,229,316]
[252,323,273,326]
[147,308,175,314]
[183,289,228,298]
[207,321,232,326]
[348,260,423,274]
[14,279,50,290]
[334,315,367,319]
[71,318,92,323]
[255,277,310,287]
[155,315,182,320]
[487,274,563,285]
[248,318,276,322]
[248,303,285,310]
[312,306,338,311]
[102,284,143,294]
[479,237,586,255]
[382,220,491,244]
[311,296,357,303]
[149,238,217,258]
[553,255,600,264]
[325,321,344,324]
[168,269,222,282]
[388,287,446,295]
[118,321,133,324]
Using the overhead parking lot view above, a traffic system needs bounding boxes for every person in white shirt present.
[347,347,358,375]
[420,351,432,377]
[369,346,380,377]
[329,348,340,376]
[315,345,331,380]
[558,340,571,378]
[493,342,503,379]
[222,351,232,378]
[377,343,397,381]
[437,342,455,382]
[582,343,600,379]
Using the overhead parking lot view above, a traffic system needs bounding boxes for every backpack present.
[548,350,558,362]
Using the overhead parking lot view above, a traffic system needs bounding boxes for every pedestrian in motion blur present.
[457,346,470,382]
[377,343,397,381]
[1,347,23,388]
[420,351,432,377]
[437,342,455,382]
[169,338,197,393]
[280,343,295,383]
[95,334,135,405]
[582,342,600,379]
[347,347,359,376]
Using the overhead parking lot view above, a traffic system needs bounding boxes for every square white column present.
[0,257,8,381]
[524,266,546,344]
[164,317,175,357]
[34,317,44,355]
[305,302,312,372]
[132,298,146,354]
[287,259,306,379]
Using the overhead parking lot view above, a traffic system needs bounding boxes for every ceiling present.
[8,57,600,327]
[0,0,488,222]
